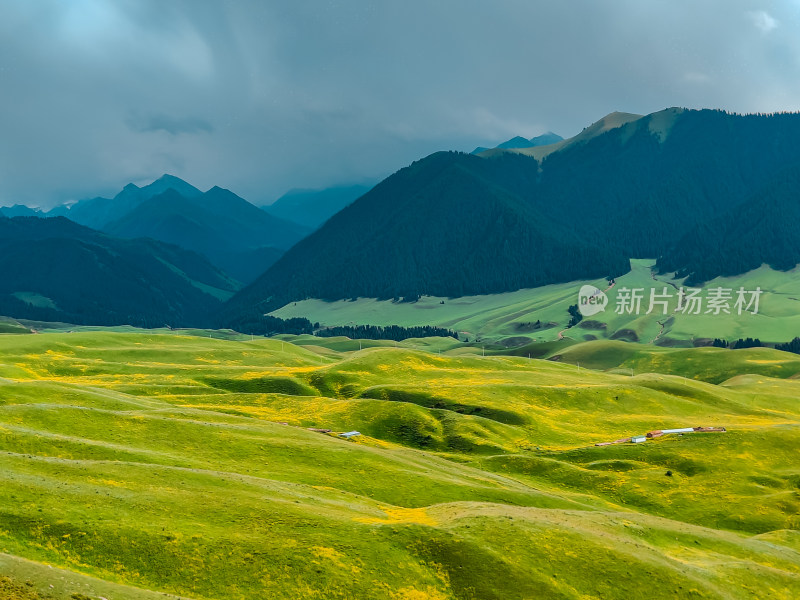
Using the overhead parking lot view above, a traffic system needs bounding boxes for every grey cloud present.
[749,10,779,33]
[1,0,800,208]
[126,112,215,135]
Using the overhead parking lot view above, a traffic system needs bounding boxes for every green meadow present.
[271,259,800,346]
[0,331,799,598]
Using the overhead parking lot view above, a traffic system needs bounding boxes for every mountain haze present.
[496,136,536,149]
[265,183,374,229]
[105,185,309,283]
[51,174,203,230]
[36,174,308,285]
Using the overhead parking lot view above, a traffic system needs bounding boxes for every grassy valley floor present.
[0,332,798,598]
[270,259,800,347]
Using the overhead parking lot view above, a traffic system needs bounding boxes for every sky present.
[2,1,800,208]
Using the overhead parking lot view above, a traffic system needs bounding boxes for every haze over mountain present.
[104,184,309,283]
[223,108,800,329]
[264,183,375,229]
[49,174,203,230]
[0,216,235,327]
[498,132,564,149]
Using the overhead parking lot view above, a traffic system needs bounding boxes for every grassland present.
[271,259,800,346]
[0,332,798,598]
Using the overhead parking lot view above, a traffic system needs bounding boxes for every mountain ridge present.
[105,186,309,284]
[0,215,235,326]
[48,174,203,230]
[472,131,565,154]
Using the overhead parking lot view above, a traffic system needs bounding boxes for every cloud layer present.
[1,0,799,207]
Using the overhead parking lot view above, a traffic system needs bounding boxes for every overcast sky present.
[2,1,800,208]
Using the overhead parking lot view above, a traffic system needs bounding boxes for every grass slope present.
[549,341,800,384]
[271,259,800,346]
[0,332,798,598]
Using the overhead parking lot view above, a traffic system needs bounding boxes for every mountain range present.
[23,175,309,285]
[0,204,44,218]
[222,108,800,329]
[6,107,800,334]
[47,174,205,229]
[103,184,308,283]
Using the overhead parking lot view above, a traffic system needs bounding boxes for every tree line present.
[316,324,458,341]
[225,312,457,341]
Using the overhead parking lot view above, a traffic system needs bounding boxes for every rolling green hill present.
[546,340,800,382]
[0,331,798,598]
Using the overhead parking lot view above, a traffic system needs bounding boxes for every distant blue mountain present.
[0,204,43,218]
[472,132,563,154]
[49,174,203,230]
[104,185,309,284]
[529,132,564,146]
[32,174,308,284]
[496,136,536,149]
[265,183,374,229]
